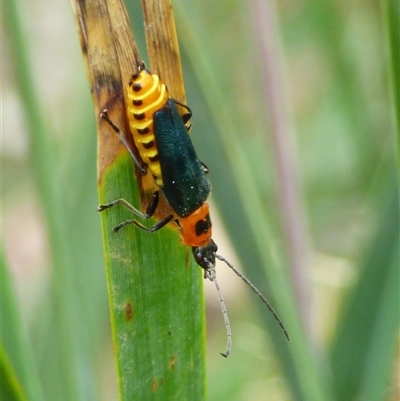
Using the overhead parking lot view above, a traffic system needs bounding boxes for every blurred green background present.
[2,0,398,400]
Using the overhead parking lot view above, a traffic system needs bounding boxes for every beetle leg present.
[98,191,173,233]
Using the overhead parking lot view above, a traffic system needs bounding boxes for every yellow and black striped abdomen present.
[127,70,168,186]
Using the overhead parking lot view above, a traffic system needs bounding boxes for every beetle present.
[98,66,288,357]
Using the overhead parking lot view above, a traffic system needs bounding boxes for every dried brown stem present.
[71,0,141,177]
[141,0,186,103]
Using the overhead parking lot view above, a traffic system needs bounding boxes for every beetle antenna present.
[205,266,232,357]
[215,254,289,341]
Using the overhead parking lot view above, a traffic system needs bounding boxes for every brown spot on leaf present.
[168,356,177,370]
[151,378,164,392]
[125,303,133,321]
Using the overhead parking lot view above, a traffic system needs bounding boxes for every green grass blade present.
[358,250,399,401]
[0,347,27,401]
[384,0,400,144]
[99,154,206,400]
[69,0,207,397]
[5,0,108,399]
[330,189,399,401]
[328,2,399,398]
[0,253,43,401]
[4,0,55,201]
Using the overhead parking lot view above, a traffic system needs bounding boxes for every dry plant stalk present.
[142,0,186,103]
[71,0,141,178]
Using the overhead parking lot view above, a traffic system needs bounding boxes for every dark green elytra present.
[153,99,211,217]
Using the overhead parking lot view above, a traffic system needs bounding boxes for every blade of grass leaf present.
[358,248,399,401]
[330,188,399,401]
[71,0,206,398]
[383,0,399,144]
[5,1,104,400]
[99,156,205,400]
[0,253,43,401]
[0,347,27,401]
[4,0,55,209]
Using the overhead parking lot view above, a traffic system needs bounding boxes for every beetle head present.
[192,239,218,271]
